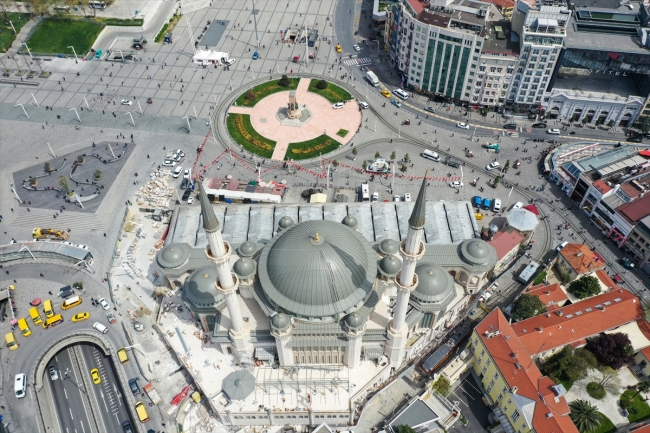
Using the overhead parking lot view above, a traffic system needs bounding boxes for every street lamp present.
[22,43,32,59]
[126,112,135,127]
[69,107,81,123]
[15,103,29,118]
[67,46,78,61]
[182,116,191,132]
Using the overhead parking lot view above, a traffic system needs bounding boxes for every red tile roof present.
[640,346,650,362]
[592,180,612,194]
[406,0,425,14]
[617,194,650,223]
[620,182,643,200]
[476,310,577,433]
[526,283,568,308]
[488,230,524,260]
[512,288,643,355]
[629,425,650,433]
[559,243,605,275]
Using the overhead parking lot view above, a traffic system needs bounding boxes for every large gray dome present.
[460,239,493,266]
[258,220,377,320]
[233,257,256,279]
[378,255,401,277]
[379,239,400,256]
[157,243,190,269]
[412,263,455,305]
[183,265,222,309]
[238,241,258,257]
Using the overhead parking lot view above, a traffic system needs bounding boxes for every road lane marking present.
[35,415,42,433]
[69,408,74,420]
[80,420,86,433]
[64,387,68,399]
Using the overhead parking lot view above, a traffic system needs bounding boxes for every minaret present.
[385,172,427,367]
[198,182,252,357]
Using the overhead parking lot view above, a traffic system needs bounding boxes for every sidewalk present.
[2,16,39,60]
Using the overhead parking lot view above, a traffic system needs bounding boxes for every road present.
[49,348,94,433]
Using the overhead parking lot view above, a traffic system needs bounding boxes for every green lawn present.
[234,78,300,107]
[307,79,352,103]
[621,390,650,422]
[285,135,341,161]
[226,114,275,159]
[0,13,32,53]
[27,18,103,55]
[592,412,616,433]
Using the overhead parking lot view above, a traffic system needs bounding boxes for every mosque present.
[155,176,497,371]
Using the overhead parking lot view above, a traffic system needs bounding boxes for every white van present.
[93,322,108,334]
[173,166,183,178]
[15,373,26,399]
[393,88,409,100]
[358,101,369,109]
[421,150,440,162]
[493,199,502,212]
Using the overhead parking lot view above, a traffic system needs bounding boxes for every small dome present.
[271,313,291,330]
[413,263,455,305]
[378,255,401,277]
[233,257,256,279]
[460,239,492,265]
[379,239,400,256]
[278,216,294,230]
[238,241,258,257]
[345,313,364,330]
[341,215,358,229]
[157,243,190,269]
[183,265,221,308]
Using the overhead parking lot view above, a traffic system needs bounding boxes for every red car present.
[106,312,116,324]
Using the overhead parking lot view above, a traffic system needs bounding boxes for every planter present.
[93,175,103,180]
[29,180,38,187]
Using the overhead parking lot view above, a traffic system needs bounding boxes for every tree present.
[245,90,256,100]
[403,153,410,163]
[395,426,417,433]
[585,333,634,369]
[400,164,407,173]
[633,380,650,398]
[539,347,597,385]
[332,160,339,168]
[581,117,589,126]
[44,162,53,173]
[559,271,573,284]
[493,175,501,187]
[598,366,621,394]
[77,155,85,164]
[29,177,38,186]
[362,160,368,170]
[375,151,381,159]
[567,275,600,299]
[316,79,328,90]
[93,170,103,179]
[58,176,70,192]
[278,75,291,87]
[431,376,450,396]
[569,400,602,433]
[641,117,650,134]
[513,105,521,114]
[390,151,396,161]
[607,120,615,128]
[352,147,358,156]
[511,294,546,321]
[481,106,489,117]
[503,159,510,173]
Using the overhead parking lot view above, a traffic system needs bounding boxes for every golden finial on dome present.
[314,231,321,242]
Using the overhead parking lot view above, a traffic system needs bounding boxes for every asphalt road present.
[49,347,94,433]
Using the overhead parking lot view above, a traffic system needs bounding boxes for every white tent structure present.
[506,208,539,232]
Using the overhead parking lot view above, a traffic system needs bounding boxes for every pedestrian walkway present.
[2,17,38,59]
[343,57,372,66]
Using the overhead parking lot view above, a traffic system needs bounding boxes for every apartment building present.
[624,215,650,273]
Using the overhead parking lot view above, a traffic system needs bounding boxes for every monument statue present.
[287,91,302,119]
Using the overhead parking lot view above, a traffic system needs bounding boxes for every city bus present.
[44,314,64,329]
[5,332,18,350]
[43,299,54,318]
[17,318,31,337]
[29,307,43,326]
[360,183,370,202]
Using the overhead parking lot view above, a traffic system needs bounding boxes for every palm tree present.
[569,400,602,433]
[633,380,650,398]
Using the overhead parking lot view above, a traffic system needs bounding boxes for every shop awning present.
[255,346,276,361]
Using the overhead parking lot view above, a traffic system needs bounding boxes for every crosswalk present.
[342,57,372,66]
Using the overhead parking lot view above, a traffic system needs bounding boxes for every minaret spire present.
[198,181,220,233]
[409,170,428,230]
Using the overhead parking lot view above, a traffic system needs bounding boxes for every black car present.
[182,188,192,201]
[180,178,189,190]
[122,421,133,433]
[128,378,140,395]
[627,135,643,143]
[503,123,517,130]
[532,122,547,128]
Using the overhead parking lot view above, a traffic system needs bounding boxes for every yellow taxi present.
[90,368,101,385]
[71,312,90,322]
[336,44,342,53]
[381,89,391,98]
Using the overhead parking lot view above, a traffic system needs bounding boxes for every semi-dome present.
[233,257,256,279]
[412,263,455,304]
[183,265,222,308]
[378,255,401,277]
[341,214,358,229]
[157,243,190,269]
[238,241,258,257]
[460,239,493,265]
[379,238,400,256]
[278,216,294,230]
[271,313,291,331]
[258,220,377,320]
[345,312,365,331]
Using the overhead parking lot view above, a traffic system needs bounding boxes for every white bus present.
[360,183,370,202]
[89,1,107,9]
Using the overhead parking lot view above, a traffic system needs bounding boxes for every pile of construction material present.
[135,169,175,208]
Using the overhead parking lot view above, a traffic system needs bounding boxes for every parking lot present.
[448,373,492,431]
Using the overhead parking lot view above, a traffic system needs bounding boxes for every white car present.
[512,201,524,209]
[404,193,411,202]
[393,195,400,202]
[547,128,561,135]
[162,160,176,167]
[556,241,568,252]
[49,365,59,381]
[456,122,470,130]
[183,169,190,179]
[372,192,379,202]
[76,244,89,250]
[98,298,110,311]
[353,44,361,52]
[173,166,183,178]
[332,102,345,109]
[225,59,236,66]
[486,161,501,171]
[121,99,133,106]
[174,149,185,158]
[358,101,369,109]
[93,322,108,334]
[425,106,436,113]
[187,197,194,205]
[449,181,464,188]
[172,153,183,162]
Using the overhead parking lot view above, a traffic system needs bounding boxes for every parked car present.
[182,188,192,201]
[449,181,464,188]
[180,178,189,190]
[162,160,176,167]
[128,378,140,395]
[183,169,190,179]
[372,192,379,202]
[532,122,547,128]
[393,195,400,202]
[512,201,524,209]
[187,196,194,205]
[225,58,236,66]
[332,102,345,109]
[404,193,411,202]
